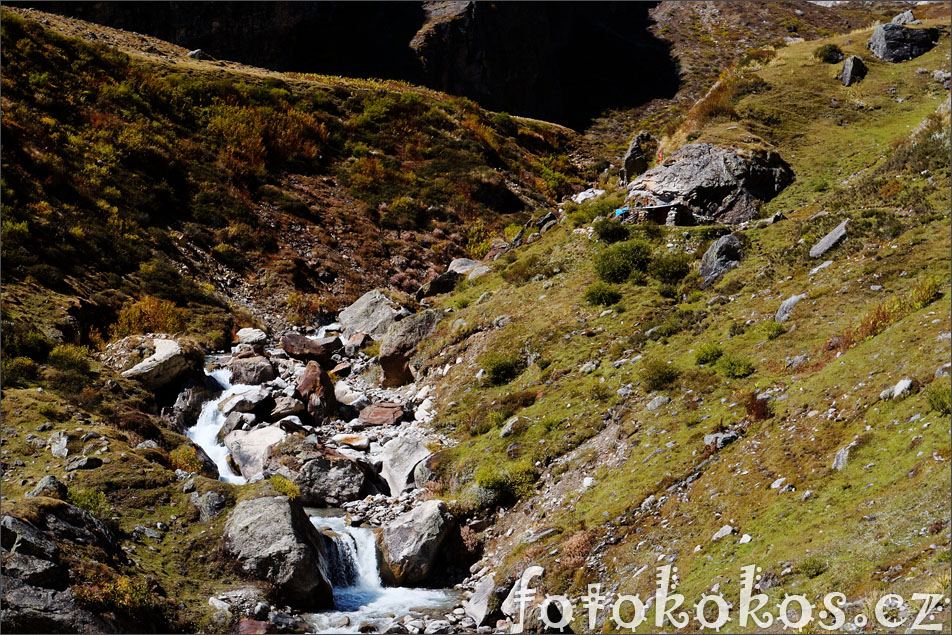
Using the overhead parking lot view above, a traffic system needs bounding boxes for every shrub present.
[68,488,111,517]
[169,445,203,473]
[925,382,952,415]
[594,240,653,283]
[745,392,772,421]
[1,356,39,387]
[695,342,724,366]
[813,43,843,63]
[797,556,828,578]
[648,253,691,284]
[211,242,246,268]
[641,358,679,391]
[481,352,526,386]
[658,283,678,299]
[592,219,629,244]
[475,459,538,501]
[48,345,91,374]
[762,320,787,340]
[584,282,621,306]
[717,353,755,379]
[269,474,300,499]
[111,296,187,339]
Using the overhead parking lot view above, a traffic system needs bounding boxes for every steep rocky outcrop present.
[224,496,334,610]
[627,143,794,224]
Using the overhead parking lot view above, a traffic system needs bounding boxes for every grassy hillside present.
[414,18,952,631]
[1,8,580,349]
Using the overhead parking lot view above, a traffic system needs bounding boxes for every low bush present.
[592,219,630,244]
[762,320,786,340]
[1,356,38,387]
[269,474,300,499]
[48,345,91,374]
[695,342,724,366]
[641,358,679,391]
[717,353,755,378]
[584,282,621,306]
[812,43,843,64]
[475,458,538,501]
[481,352,526,386]
[925,381,951,415]
[211,242,247,268]
[68,488,112,517]
[797,556,828,578]
[111,296,187,339]
[594,240,653,283]
[169,445,203,473]
[649,252,691,285]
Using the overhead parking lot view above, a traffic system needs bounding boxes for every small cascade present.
[186,367,249,485]
[307,511,458,633]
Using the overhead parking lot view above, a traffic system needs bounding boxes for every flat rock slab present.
[358,403,405,427]
[809,219,849,259]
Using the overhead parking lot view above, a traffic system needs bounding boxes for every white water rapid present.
[186,366,249,485]
[306,511,458,633]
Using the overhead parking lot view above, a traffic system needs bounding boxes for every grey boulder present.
[867,23,939,62]
[628,143,793,224]
[380,437,432,495]
[378,310,442,387]
[775,294,807,323]
[698,234,744,287]
[224,496,334,610]
[838,56,867,86]
[229,356,276,386]
[26,476,68,501]
[119,337,204,391]
[339,289,410,341]
[376,500,454,586]
[809,219,849,259]
[264,438,368,506]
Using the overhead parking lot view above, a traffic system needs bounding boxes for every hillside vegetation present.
[411,17,951,631]
[1,8,579,347]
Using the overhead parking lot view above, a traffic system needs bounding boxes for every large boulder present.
[619,130,651,185]
[464,574,503,626]
[378,310,442,387]
[230,356,276,385]
[224,426,287,482]
[698,234,743,288]
[358,403,406,427]
[867,23,939,62]
[837,55,868,86]
[224,496,334,610]
[379,437,432,495]
[116,337,204,392]
[376,500,454,586]
[627,143,793,224]
[295,361,337,424]
[447,258,482,275]
[338,290,410,341]
[236,328,268,346]
[279,333,341,364]
[26,476,68,500]
[218,386,275,419]
[415,270,461,301]
[264,438,369,506]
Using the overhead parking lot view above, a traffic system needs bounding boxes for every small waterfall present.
[186,367,249,485]
[306,511,458,633]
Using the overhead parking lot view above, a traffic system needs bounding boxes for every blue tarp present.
[614,206,630,216]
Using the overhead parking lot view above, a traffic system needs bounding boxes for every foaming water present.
[186,367,248,485]
[307,511,457,633]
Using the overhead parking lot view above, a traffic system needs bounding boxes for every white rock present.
[236,328,267,345]
[711,525,734,542]
[738,534,752,544]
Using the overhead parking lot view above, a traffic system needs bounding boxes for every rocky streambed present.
[110,288,509,634]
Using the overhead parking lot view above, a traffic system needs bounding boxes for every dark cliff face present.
[25,1,679,129]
